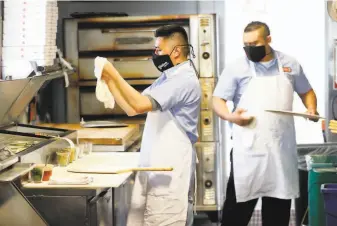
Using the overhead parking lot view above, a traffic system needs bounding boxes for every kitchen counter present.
[20,152,140,226]
[23,152,140,189]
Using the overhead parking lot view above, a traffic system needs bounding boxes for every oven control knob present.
[204,118,210,125]
[202,52,210,59]
[205,180,213,188]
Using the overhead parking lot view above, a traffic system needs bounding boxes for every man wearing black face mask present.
[212,21,319,226]
[100,25,201,226]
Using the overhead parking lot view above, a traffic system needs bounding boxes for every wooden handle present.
[115,167,173,174]
[68,167,174,174]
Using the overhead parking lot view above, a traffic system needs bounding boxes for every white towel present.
[48,176,93,185]
[94,56,115,109]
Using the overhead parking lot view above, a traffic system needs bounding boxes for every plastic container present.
[64,147,76,163]
[30,165,45,183]
[76,144,84,159]
[42,164,53,181]
[295,143,337,226]
[321,184,337,226]
[56,150,70,167]
[307,155,337,226]
[83,142,93,155]
[307,155,337,169]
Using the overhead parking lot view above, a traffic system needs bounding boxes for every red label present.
[283,67,292,72]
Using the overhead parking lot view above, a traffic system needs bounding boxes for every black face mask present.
[152,45,194,72]
[243,45,266,62]
[151,52,174,72]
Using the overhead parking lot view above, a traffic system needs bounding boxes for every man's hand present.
[228,108,254,126]
[101,60,114,83]
[305,108,319,122]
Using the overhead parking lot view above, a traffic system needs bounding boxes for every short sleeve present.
[213,68,237,101]
[294,64,312,95]
[146,77,197,111]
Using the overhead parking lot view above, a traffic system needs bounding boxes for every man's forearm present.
[105,80,137,116]
[212,97,232,121]
[104,62,152,114]
[300,89,317,112]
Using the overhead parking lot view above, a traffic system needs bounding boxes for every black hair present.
[155,25,190,56]
[244,21,270,38]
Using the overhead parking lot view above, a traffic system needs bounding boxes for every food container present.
[83,142,93,155]
[56,150,70,167]
[30,165,45,183]
[78,143,85,158]
[64,147,76,163]
[74,145,82,159]
[42,164,54,181]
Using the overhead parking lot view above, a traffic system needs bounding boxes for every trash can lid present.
[321,183,337,193]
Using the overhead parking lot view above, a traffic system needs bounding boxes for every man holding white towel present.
[99,25,201,226]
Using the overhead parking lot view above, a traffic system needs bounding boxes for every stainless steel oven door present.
[78,28,157,51]
[78,57,160,80]
[79,82,152,117]
[78,26,189,52]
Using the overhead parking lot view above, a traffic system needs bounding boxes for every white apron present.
[127,110,193,226]
[232,54,299,203]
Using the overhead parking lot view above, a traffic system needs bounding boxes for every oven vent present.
[200,18,210,27]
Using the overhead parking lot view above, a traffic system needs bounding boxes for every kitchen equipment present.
[39,123,141,152]
[64,14,214,122]
[0,71,75,171]
[21,152,140,226]
[0,69,76,226]
[0,182,48,226]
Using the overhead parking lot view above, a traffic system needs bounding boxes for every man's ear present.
[173,46,181,58]
[266,35,271,44]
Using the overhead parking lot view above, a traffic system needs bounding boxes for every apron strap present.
[249,52,285,77]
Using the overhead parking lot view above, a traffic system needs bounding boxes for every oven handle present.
[101,29,156,33]
[112,58,152,62]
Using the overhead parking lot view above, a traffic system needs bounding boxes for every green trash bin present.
[308,155,337,226]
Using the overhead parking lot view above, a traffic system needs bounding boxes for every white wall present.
[222,0,326,210]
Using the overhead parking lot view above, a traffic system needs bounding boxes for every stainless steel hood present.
[0,70,71,127]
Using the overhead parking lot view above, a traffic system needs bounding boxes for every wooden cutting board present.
[38,123,139,145]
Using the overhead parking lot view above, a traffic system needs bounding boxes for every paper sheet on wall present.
[2,0,58,79]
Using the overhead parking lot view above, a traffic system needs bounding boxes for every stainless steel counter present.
[20,152,140,226]
[23,152,140,189]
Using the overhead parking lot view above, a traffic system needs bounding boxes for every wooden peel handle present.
[132,167,173,171]
[116,167,173,173]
